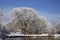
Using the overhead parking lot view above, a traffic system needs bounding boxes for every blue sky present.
[0,0,60,24]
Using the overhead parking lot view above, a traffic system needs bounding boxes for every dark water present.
[0,37,60,40]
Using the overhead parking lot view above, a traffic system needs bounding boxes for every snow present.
[7,33,60,38]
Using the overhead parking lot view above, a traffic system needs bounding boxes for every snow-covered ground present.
[7,33,60,38]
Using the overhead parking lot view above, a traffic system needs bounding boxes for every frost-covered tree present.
[6,7,53,34]
[55,21,60,34]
